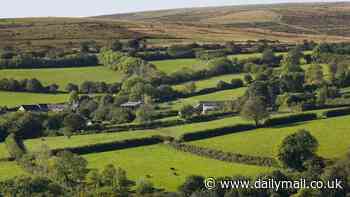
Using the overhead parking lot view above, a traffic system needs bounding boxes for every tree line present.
[0,78,59,93]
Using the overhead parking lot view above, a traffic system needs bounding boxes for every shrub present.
[0,78,59,93]
[277,130,319,170]
[0,54,98,69]
[264,113,317,127]
[170,143,277,167]
[230,78,244,88]
[136,179,155,195]
[52,136,165,155]
[5,133,27,159]
[322,107,350,118]
[216,80,231,90]
[179,124,256,141]
[167,45,195,58]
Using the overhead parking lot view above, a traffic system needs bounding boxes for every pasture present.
[151,59,205,73]
[0,130,160,159]
[174,73,245,91]
[0,91,68,108]
[0,66,123,91]
[190,115,350,159]
[85,144,273,191]
[0,115,248,159]
[0,162,25,181]
[167,87,247,110]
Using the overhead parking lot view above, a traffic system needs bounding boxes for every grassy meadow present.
[85,144,273,191]
[190,115,350,159]
[151,59,205,73]
[0,130,162,159]
[0,66,123,91]
[0,91,68,108]
[174,73,245,91]
[167,87,247,110]
[0,115,248,159]
[0,162,25,181]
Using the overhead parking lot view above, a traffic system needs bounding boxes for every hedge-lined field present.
[0,162,25,180]
[84,144,273,191]
[156,116,248,138]
[190,115,350,159]
[174,73,245,91]
[168,87,247,110]
[0,115,248,159]
[151,59,205,73]
[151,52,286,74]
[0,66,123,91]
[0,107,345,160]
[0,130,160,159]
[301,63,329,75]
[0,91,68,107]
[228,51,312,61]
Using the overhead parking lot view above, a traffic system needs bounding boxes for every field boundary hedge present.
[322,107,350,118]
[103,111,237,133]
[180,112,320,142]
[51,135,169,155]
[179,124,256,141]
[169,142,278,167]
[264,113,318,127]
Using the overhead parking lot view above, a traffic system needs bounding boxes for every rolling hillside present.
[2,2,350,52]
[96,2,350,42]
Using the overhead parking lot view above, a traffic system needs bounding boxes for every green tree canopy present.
[277,129,319,171]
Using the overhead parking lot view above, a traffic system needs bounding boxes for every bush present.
[0,54,98,69]
[0,78,59,93]
[231,78,244,88]
[179,124,256,141]
[216,80,231,90]
[167,45,195,58]
[170,143,277,167]
[322,107,350,118]
[5,133,27,159]
[52,136,166,155]
[135,179,155,195]
[264,113,318,127]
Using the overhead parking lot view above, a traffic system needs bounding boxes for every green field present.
[167,87,247,110]
[228,51,311,63]
[151,52,284,74]
[174,73,245,91]
[0,115,247,159]
[85,144,273,191]
[0,130,161,159]
[0,145,273,189]
[0,66,123,91]
[156,116,248,138]
[0,162,25,181]
[190,115,350,159]
[151,59,205,73]
[0,91,68,108]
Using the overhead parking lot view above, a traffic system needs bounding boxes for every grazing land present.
[85,144,273,191]
[2,2,350,195]
[0,91,68,107]
[0,115,247,159]
[0,162,25,181]
[0,66,123,91]
[174,73,245,91]
[151,59,204,73]
[0,130,160,159]
[190,115,350,159]
[168,87,247,110]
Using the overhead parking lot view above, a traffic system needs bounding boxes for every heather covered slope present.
[2,2,350,52]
